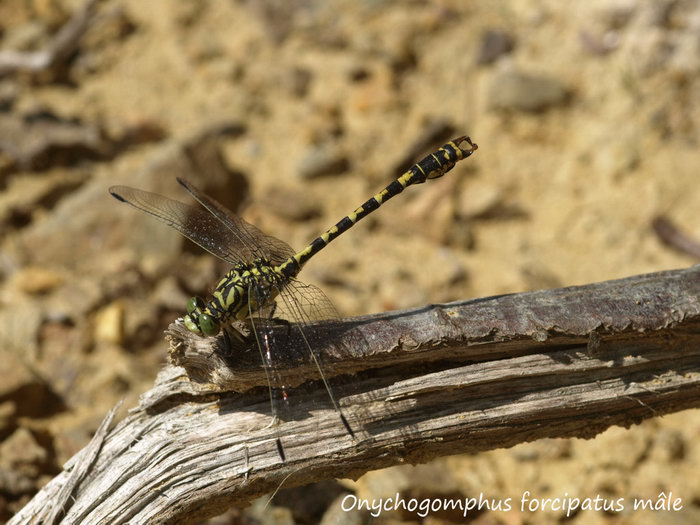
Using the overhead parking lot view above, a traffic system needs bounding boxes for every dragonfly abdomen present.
[278,136,477,277]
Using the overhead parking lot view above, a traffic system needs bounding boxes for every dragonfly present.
[109,135,477,459]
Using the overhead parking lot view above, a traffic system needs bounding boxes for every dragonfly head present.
[183,296,220,336]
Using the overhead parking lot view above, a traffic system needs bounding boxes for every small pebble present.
[93,301,125,345]
[11,266,63,295]
[476,29,515,65]
[488,67,569,112]
[297,143,349,179]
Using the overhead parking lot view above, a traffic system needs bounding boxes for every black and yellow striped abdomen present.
[278,136,477,278]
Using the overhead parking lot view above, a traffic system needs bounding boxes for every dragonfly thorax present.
[183,257,285,336]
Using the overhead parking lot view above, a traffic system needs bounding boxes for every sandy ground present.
[1,0,699,523]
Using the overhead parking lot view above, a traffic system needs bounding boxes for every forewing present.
[110,185,247,265]
[177,177,296,266]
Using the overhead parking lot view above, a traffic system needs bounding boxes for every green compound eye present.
[187,296,204,314]
[198,313,219,336]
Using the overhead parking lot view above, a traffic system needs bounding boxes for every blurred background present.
[1,0,699,523]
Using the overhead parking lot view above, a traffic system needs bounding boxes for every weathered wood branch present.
[11,265,700,525]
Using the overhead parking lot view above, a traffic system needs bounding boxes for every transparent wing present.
[243,277,360,459]
[177,177,296,266]
[245,281,297,460]
[273,280,357,433]
[110,183,296,266]
[110,185,246,265]
[273,279,342,323]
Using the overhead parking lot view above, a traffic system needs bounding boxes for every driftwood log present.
[10,265,700,525]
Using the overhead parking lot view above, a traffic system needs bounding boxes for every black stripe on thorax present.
[207,295,226,315]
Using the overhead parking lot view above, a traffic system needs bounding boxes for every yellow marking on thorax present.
[225,286,238,307]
